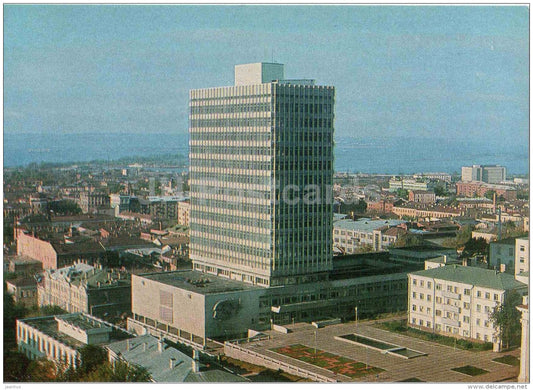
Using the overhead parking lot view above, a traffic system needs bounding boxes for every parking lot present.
[238,317,520,382]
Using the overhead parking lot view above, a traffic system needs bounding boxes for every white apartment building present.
[408,265,527,348]
[333,218,405,253]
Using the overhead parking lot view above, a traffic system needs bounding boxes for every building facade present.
[333,218,405,253]
[17,313,132,367]
[38,262,131,321]
[408,190,436,204]
[189,63,335,287]
[408,265,527,347]
[515,237,529,277]
[461,165,506,184]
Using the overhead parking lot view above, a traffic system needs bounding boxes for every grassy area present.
[219,356,310,382]
[493,355,520,366]
[271,344,384,379]
[375,320,493,352]
[452,365,489,376]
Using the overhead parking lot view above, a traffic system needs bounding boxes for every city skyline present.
[4,5,529,159]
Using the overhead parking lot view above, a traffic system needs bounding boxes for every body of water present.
[4,132,529,175]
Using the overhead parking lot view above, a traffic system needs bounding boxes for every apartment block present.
[408,265,526,348]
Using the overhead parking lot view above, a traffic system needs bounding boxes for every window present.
[464,302,470,309]
[463,316,470,324]
[427,282,432,289]
[413,279,417,286]
[476,318,481,326]
[436,297,442,304]
[420,293,425,300]
[493,294,499,301]
[476,304,481,312]
[427,295,431,301]
[412,305,416,311]
[436,284,442,291]
[447,285,453,292]
[477,291,481,298]
[464,289,470,296]
[436,310,442,316]
[420,280,425,287]
[485,292,490,299]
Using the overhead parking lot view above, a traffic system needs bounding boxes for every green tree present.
[434,184,447,197]
[391,233,424,248]
[396,189,409,199]
[462,237,488,258]
[3,351,31,382]
[85,361,151,382]
[484,190,496,200]
[490,290,523,349]
[76,345,108,375]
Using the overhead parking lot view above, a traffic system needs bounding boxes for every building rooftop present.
[138,270,263,295]
[410,265,527,291]
[333,218,404,233]
[19,313,131,350]
[106,334,246,383]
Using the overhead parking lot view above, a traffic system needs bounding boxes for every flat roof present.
[137,270,264,295]
[334,218,404,233]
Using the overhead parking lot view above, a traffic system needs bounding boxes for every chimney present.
[143,343,146,352]
[443,255,447,264]
[158,339,164,353]
[126,339,131,351]
[169,358,176,369]
[500,264,506,273]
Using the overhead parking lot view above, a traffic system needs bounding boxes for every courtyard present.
[232,316,520,382]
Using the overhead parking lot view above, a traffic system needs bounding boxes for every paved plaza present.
[237,317,520,382]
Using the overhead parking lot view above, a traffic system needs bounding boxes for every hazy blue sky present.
[4,5,529,147]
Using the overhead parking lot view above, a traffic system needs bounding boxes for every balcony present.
[442,291,461,300]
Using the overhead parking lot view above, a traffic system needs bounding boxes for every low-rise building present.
[6,255,43,276]
[106,334,246,382]
[389,178,437,192]
[38,262,131,321]
[456,181,516,201]
[488,238,516,273]
[333,218,405,253]
[129,263,410,343]
[16,313,132,366]
[79,192,111,214]
[16,228,107,270]
[392,203,461,219]
[408,265,527,348]
[6,277,38,306]
[408,190,436,204]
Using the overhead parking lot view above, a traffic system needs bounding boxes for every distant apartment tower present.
[462,165,506,184]
[189,63,335,287]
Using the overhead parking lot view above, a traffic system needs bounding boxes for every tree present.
[85,361,151,382]
[484,190,496,201]
[462,237,488,258]
[434,184,447,197]
[490,290,523,349]
[4,351,31,382]
[390,233,424,248]
[396,189,409,199]
[76,345,108,375]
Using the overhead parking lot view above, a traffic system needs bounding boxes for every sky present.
[4,5,530,148]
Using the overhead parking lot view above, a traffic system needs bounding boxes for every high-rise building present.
[461,165,506,184]
[189,63,335,287]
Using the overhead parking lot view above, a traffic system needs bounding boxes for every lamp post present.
[355,306,358,331]
[314,330,317,358]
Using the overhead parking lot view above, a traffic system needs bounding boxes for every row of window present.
[190,102,271,115]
